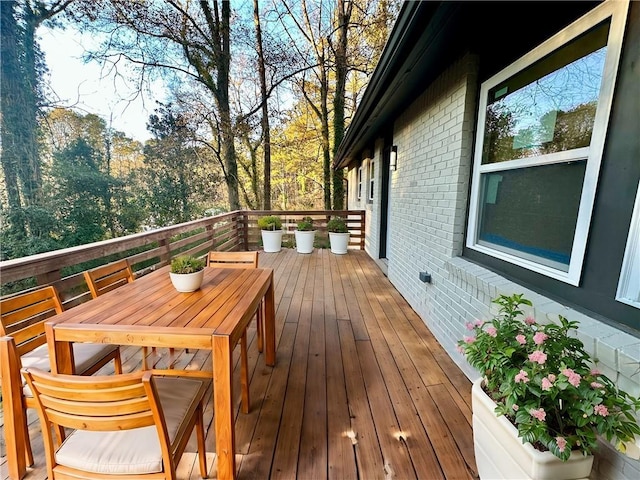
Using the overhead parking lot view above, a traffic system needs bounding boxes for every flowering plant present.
[458,293,640,461]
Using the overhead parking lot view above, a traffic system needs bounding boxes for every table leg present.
[265,271,276,366]
[1,337,28,479]
[45,322,74,374]
[213,334,236,480]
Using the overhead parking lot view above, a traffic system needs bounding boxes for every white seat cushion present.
[54,376,205,475]
[21,343,119,397]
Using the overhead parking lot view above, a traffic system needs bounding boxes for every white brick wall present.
[355,52,640,479]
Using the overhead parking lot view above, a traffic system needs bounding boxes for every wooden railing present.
[0,209,365,308]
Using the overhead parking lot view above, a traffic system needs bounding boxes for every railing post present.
[241,212,249,250]
[159,237,171,266]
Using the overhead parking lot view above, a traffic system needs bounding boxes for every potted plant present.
[257,215,283,253]
[458,294,640,480]
[295,216,315,254]
[327,217,349,254]
[169,255,206,292]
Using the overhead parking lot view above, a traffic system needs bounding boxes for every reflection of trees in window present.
[482,43,605,165]
[482,105,516,164]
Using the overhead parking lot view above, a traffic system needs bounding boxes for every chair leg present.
[23,413,34,466]
[240,330,250,414]
[113,348,123,374]
[142,347,149,370]
[196,403,208,478]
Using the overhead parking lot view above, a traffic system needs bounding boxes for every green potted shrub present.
[458,294,640,480]
[295,217,315,254]
[327,217,349,254]
[257,215,283,253]
[169,255,206,292]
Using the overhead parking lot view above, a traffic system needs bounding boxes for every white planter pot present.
[169,270,205,293]
[329,232,349,254]
[295,230,315,254]
[472,378,593,480]
[261,230,283,253]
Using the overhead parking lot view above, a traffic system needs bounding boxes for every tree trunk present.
[331,0,352,210]
[253,0,271,210]
[0,1,26,236]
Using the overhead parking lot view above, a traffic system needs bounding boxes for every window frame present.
[616,180,640,309]
[357,165,363,201]
[466,0,629,286]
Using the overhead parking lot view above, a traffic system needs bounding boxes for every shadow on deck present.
[1,248,477,479]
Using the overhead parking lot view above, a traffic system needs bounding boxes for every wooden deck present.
[1,248,477,479]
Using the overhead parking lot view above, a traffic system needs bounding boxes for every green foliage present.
[297,216,314,231]
[170,255,205,274]
[258,215,282,231]
[327,217,347,233]
[458,294,640,461]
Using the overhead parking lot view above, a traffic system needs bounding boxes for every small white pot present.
[261,230,283,253]
[169,270,205,292]
[329,232,349,254]
[295,230,315,254]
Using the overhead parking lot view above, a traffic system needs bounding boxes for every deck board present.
[1,248,477,479]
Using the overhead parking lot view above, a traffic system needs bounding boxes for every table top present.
[48,265,273,347]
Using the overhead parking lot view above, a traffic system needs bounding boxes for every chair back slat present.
[23,369,156,432]
[84,259,134,298]
[207,251,259,268]
[0,287,63,354]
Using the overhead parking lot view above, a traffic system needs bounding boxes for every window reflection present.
[482,23,609,164]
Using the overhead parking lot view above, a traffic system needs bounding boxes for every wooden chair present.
[0,286,122,479]
[22,367,209,479]
[83,258,134,298]
[207,250,261,413]
[84,259,160,369]
[207,251,263,351]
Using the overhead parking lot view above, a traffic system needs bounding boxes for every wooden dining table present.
[44,264,276,480]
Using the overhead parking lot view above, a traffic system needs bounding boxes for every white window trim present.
[466,0,629,286]
[616,180,640,309]
[357,165,363,200]
[368,160,375,202]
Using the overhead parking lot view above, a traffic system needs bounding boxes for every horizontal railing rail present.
[0,209,365,309]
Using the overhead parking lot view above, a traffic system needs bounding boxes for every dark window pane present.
[482,23,609,164]
[478,161,587,270]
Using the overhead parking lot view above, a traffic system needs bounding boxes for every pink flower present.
[512,404,519,411]
[556,436,567,453]
[594,404,609,417]
[456,345,465,354]
[533,332,548,345]
[525,316,536,325]
[547,374,556,382]
[474,320,484,327]
[530,408,546,422]
[464,336,476,344]
[590,382,604,389]
[515,334,526,345]
[465,322,475,331]
[562,368,582,387]
[486,326,498,337]
[541,377,554,391]
[515,370,529,383]
[590,368,601,375]
[528,350,547,365]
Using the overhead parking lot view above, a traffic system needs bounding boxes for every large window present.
[467,1,628,285]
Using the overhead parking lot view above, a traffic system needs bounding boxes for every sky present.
[40,25,161,143]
